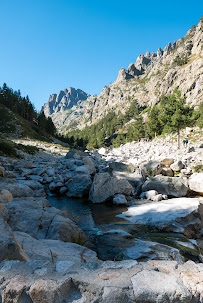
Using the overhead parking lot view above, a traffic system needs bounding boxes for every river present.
[48,195,200,262]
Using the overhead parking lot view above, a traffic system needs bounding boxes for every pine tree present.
[145,105,162,138]
[159,89,196,148]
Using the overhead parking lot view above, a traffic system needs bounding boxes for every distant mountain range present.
[41,17,203,134]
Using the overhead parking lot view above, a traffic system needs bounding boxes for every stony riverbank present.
[0,133,203,302]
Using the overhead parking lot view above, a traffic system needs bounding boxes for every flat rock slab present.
[131,270,192,302]
[117,198,200,228]
[14,231,97,263]
[125,239,184,263]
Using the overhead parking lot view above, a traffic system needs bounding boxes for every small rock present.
[75,165,91,174]
[145,190,158,200]
[187,146,195,153]
[0,189,13,203]
[98,272,120,280]
[151,194,162,202]
[59,187,67,195]
[65,149,86,159]
[98,147,109,155]
[0,166,6,177]
[161,158,174,166]
[181,168,192,175]
[113,194,128,205]
[29,279,58,303]
[170,160,183,172]
[161,167,174,177]
[49,182,56,192]
[55,182,63,188]
[131,270,191,302]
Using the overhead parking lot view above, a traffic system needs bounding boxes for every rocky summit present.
[42,17,203,133]
[41,87,90,130]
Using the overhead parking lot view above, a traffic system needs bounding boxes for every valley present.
[0,16,203,303]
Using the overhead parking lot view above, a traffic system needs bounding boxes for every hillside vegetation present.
[59,90,202,149]
[0,83,57,157]
[0,83,56,140]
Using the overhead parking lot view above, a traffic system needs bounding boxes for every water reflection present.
[48,196,127,231]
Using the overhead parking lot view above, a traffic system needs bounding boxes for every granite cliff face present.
[41,87,90,129]
[42,87,90,115]
[42,17,203,133]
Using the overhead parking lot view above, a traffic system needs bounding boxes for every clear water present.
[48,195,200,261]
[48,195,128,231]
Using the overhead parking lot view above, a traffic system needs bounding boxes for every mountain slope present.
[42,17,203,134]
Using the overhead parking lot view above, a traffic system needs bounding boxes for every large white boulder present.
[67,174,92,198]
[142,176,188,197]
[89,173,133,203]
[140,161,163,177]
[189,173,203,194]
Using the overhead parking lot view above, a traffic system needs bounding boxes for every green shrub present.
[193,164,203,173]
[0,141,17,157]
[197,102,203,128]
[17,144,39,155]
[173,54,188,66]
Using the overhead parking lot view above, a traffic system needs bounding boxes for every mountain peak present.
[41,87,90,116]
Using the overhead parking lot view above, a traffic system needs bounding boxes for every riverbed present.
[48,195,201,262]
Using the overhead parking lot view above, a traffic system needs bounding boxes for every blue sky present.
[0,0,202,110]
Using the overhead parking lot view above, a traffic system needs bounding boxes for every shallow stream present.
[48,195,200,262]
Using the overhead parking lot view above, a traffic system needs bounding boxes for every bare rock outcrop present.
[0,217,28,261]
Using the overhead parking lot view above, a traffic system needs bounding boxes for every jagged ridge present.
[42,17,203,134]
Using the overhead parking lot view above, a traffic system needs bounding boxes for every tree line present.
[0,83,56,136]
[59,89,202,149]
